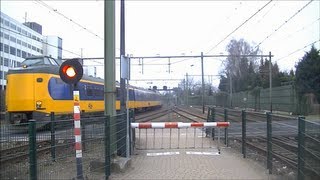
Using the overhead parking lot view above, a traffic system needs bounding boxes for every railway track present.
[173,107,207,122]
[232,136,320,178]
[135,108,170,122]
[0,140,51,164]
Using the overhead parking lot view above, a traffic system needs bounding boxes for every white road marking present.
[147,152,180,156]
[186,151,220,156]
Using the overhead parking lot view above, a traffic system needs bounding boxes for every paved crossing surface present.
[109,128,278,179]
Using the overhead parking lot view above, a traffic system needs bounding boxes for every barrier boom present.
[131,122,230,129]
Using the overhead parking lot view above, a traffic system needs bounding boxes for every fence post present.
[29,120,37,180]
[267,112,272,174]
[105,115,111,179]
[129,109,134,155]
[211,107,215,140]
[206,107,211,137]
[242,110,246,158]
[224,109,228,146]
[298,116,305,180]
[50,112,56,162]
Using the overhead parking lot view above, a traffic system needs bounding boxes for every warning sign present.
[73,91,80,102]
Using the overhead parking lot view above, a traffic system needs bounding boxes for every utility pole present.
[201,52,205,114]
[229,70,233,108]
[186,73,189,106]
[120,0,129,158]
[120,0,126,114]
[168,58,171,73]
[104,0,116,116]
[269,52,272,112]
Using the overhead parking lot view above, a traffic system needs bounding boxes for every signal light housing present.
[59,59,83,85]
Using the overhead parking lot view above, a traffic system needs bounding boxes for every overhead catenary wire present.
[277,17,320,42]
[255,1,277,24]
[35,0,103,40]
[275,39,320,62]
[149,2,248,66]
[205,0,273,55]
[253,0,314,51]
[1,26,81,57]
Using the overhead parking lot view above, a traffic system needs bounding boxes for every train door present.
[34,74,48,113]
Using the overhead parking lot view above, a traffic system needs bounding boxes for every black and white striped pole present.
[59,59,84,179]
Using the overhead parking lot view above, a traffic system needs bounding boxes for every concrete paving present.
[109,128,278,179]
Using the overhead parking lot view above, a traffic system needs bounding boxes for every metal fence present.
[298,117,320,179]
[187,85,310,114]
[207,106,320,180]
[0,112,132,180]
[132,125,227,152]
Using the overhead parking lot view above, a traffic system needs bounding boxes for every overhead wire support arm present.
[73,54,273,61]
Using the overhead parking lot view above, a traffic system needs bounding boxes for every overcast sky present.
[1,0,319,89]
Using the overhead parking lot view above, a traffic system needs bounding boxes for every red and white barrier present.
[131,122,230,129]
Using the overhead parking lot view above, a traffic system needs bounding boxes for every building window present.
[4,44,9,53]
[22,29,27,36]
[22,51,26,58]
[27,53,31,57]
[4,20,9,26]
[0,71,2,79]
[28,44,31,49]
[10,46,16,56]
[22,41,27,47]
[28,32,31,37]
[10,23,16,30]
[4,33,9,40]
[0,18,3,24]
[10,60,14,67]
[32,35,36,40]
[32,46,36,51]
[0,57,2,65]
[10,36,16,43]
[4,58,9,66]
[0,32,3,37]
[36,48,40,52]
[40,49,43,54]
[17,39,21,45]
[17,49,21,57]
[4,71,7,80]
[0,43,3,52]
[17,27,21,33]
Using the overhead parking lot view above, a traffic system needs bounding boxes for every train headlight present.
[36,101,42,109]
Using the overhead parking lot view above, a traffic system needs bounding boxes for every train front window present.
[21,57,59,66]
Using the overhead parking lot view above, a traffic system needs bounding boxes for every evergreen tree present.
[295,46,320,102]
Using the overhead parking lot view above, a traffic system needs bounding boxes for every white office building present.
[0,11,62,89]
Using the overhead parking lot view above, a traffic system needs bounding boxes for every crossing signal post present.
[59,59,83,86]
[59,59,84,179]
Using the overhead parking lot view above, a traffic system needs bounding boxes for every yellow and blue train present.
[6,56,162,125]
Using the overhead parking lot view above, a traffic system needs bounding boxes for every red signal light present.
[59,59,83,85]
[62,65,76,78]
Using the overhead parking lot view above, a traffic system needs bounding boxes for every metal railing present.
[207,106,320,179]
[0,112,133,180]
[131,122,229,152]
